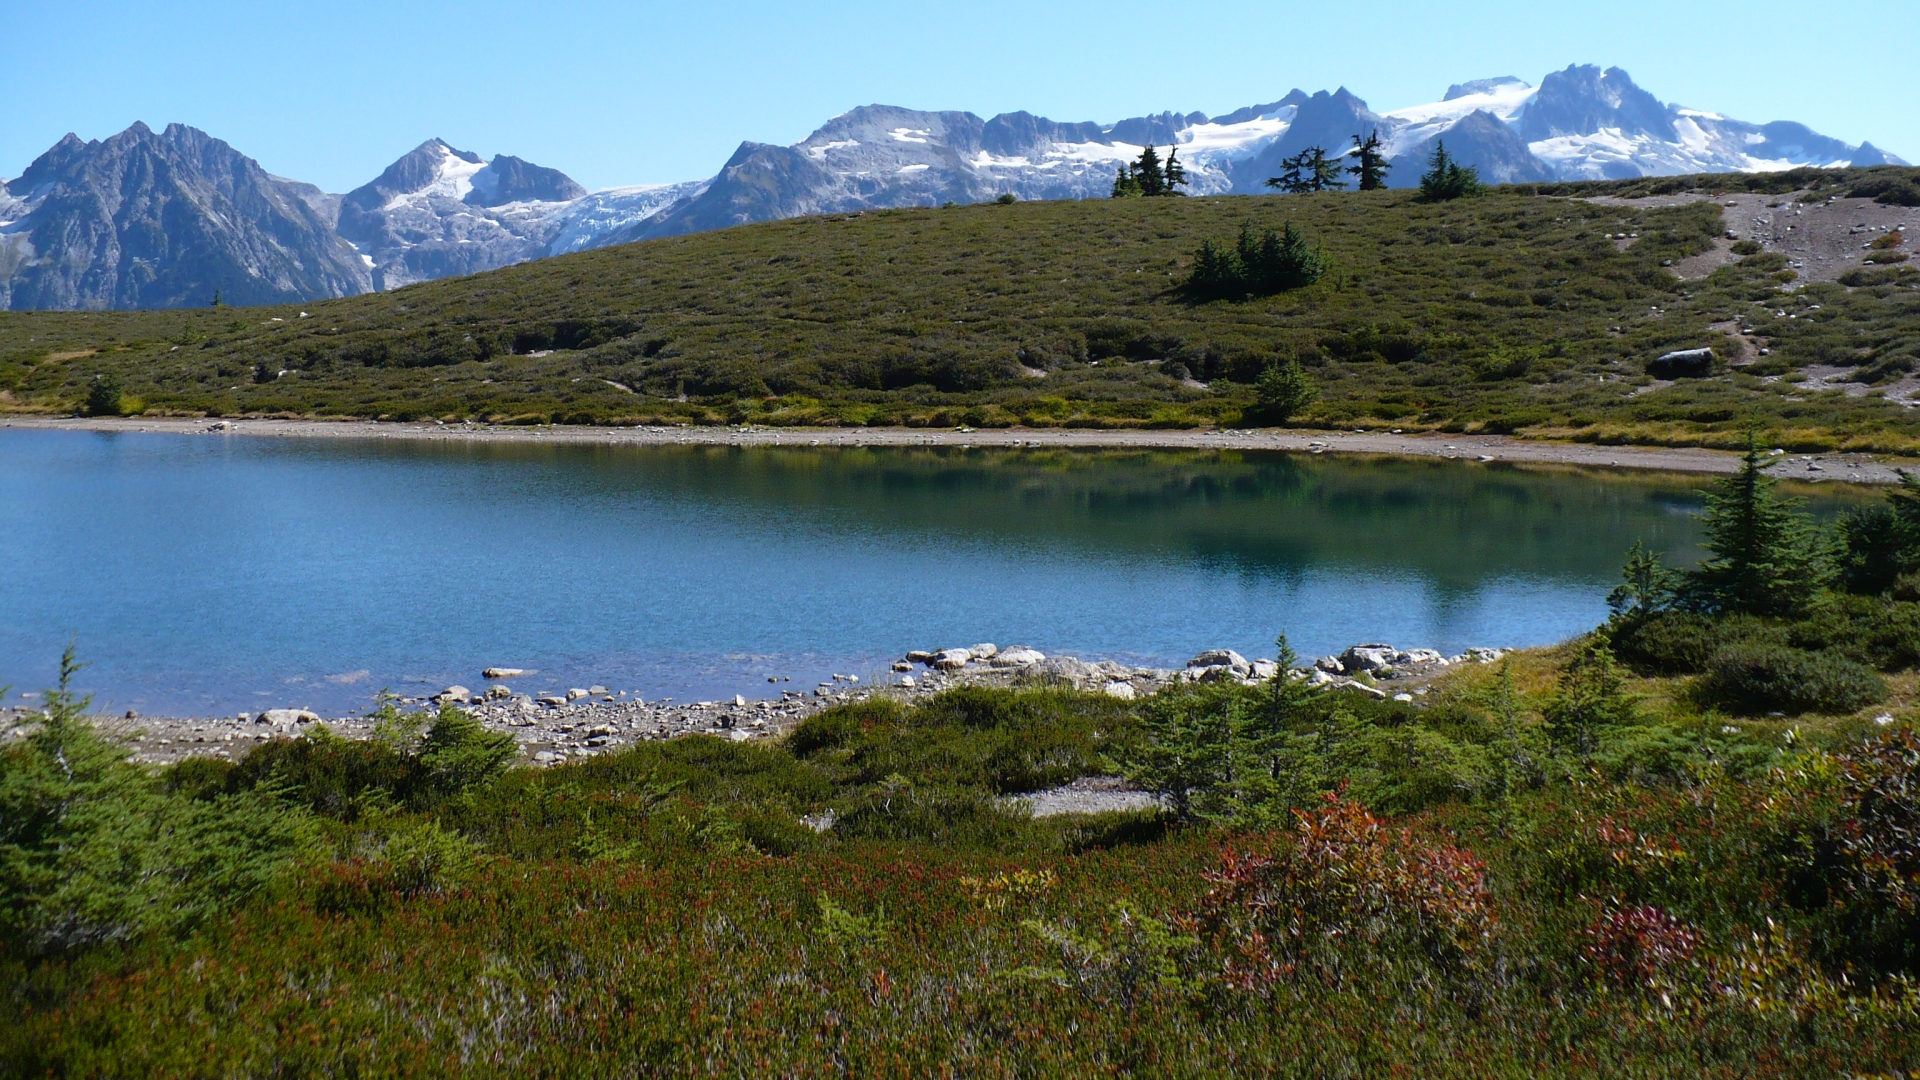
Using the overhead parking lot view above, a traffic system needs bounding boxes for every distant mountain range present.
[0,64,1903,310]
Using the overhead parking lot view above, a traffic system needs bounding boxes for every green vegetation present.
[1349,130,1392,191]
[1185,221,1330,300]
[1110,144,1187,198]
[6,469,1920,1073]
[1419,140,1485,201]
[1265,145,1348,193]
[4,167,1920,447]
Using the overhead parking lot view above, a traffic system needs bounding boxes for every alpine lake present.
[0,428,1870,718]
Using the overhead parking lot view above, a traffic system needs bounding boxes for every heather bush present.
[1698,643,1886,716]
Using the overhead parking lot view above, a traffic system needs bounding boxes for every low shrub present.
[1698,643,1887,715]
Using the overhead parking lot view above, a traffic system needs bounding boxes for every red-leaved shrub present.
[1200,792,1493,988]
[1581,904,1701,988]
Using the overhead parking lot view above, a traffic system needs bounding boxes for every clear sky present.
[6,1,1914,194]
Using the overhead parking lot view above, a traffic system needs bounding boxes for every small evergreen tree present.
[1161,145,1188,195]
[1266,146,1348,193]
[86,374,124,417]
[1349,130,1391,190]
[1681,433,1831,616]
[1418,141,1482,201]
[1134,144,1166,197]
[1111,164,1143,198]
[1837,471,1920,594]
[1543,640,1635,758]
[1238,221,1328,293]
[1253,359,1319,423]
[1606,540,1675,621]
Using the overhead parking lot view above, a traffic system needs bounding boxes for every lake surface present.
[0,429,1819,717]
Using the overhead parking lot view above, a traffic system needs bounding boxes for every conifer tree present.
[1681,432,1831,615]
[1162,145,1188,195]
[1418,140,1483,200]
[1349,130,1391,190]
[1266,146,1347,193]
[1134,144,1166,197]
[1253,358,1319,422]
[1111,164,1142,198]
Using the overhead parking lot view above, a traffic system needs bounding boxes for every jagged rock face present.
[335,139,590,290]
[1520,65,1677,143]
[1225,88,1384,193]
[0,123,369,310]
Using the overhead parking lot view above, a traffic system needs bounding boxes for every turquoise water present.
[0,430,1756,716]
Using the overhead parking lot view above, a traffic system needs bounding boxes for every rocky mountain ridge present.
[2,64,1903,309]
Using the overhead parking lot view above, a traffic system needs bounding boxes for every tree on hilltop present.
[1418,140,1483,201]
[1266,146,1347,194]
[1112,144,1188,198]
[1349,130,1391,191]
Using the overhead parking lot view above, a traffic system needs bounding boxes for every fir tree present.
[1606,540,1675,621]
[1266,146,1347,193]
[1681,432,1831,616]
[1111,164,1142,198]
[1162,145,1188,195]
[1418,140,1482,201]
[1253,359,1319,423]
[1349,130,1391,190]
[1134,144,1166,197]
[1542,640,1635,759]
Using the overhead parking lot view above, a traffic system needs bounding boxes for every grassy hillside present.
[5,166,1920,450]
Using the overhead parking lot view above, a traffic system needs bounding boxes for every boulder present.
[1395,649,1443,666]
[588,685,608,696]
[1102,681,1137,700]
[892,661,914,672]
[1196,665,1242,683]
[905,651,935,664]
[256,708,320,727]
[485,684,513,700]
[483,667,528,679]
[968,643,999,661]
[1336,681,1388,699]
[1339,644,1399,674]
[991,646,1046,667]
[897,675,916,688]
[1467,647,1506,663]
[565,688,590,701]
[1648,348,1715,379]
[934,648,973,671]
[1038,657,1095,682]
[1187,649,1248,670]
[435,685,473,703]
[1249,660,1280,680]
[1315,655,1345,674]
[1306,669,1338,686]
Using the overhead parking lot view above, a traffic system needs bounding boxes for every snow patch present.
[888,128,931,144]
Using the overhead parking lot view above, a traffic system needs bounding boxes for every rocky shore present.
[1,640,1508,768]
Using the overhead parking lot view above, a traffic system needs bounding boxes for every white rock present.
[1467,647,1506,663]
[968,643,999,660]
[934,648,973,671]
[734,694,747,707]
[906,651,935,664]
[1102,681,1137,700]
[1306,669,1337,686]
[1314,655,1345,674]
[1336,681,1388,699]
[566,688,590,701]
[991,646,1046,667]
[897,675,916,688]
[1339,645,1398,674]
[485,684,513,700]
[1249,660,1280,680]
[588,685,608,696]
[1395,649,1443,666]
[483,667,528,679]
[1188,649,1248,669]
[1393,693,1414,703]
[256,709,320,727]
[435,685,473,703]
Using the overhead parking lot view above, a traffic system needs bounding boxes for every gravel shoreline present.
[4,415,1912,484]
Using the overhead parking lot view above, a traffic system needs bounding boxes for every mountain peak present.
[1521,64,1676,142]
[1444,76,1529,102]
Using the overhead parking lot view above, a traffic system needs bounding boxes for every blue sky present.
[6,1,1914,193]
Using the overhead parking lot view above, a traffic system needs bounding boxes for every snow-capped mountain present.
[2,64,1905,309]
[334,139,593,290]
